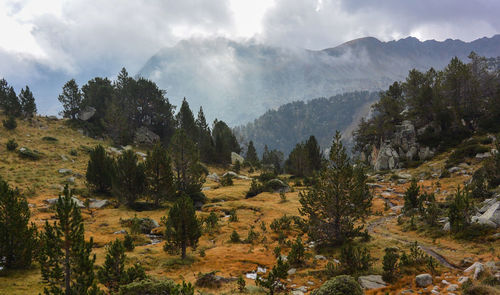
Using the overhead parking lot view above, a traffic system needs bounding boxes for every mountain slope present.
[234,91,379,156]
[138,35,500,126]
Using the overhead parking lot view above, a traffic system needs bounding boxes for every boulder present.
[78,106,96,121]
[45,197,84,208]
[58,168,72,174]
[231,152,244,165]
[473,201,500,228]
[478,198,498,214]
[415,274,433,287]
[358,275,386,289]
[89,199,109,209]
[374,142,399,171]
[464,262,484,280]
[447,284,459,292]
[287,268,297,275]
[476,152,492,159]
[134,127,160,145]
[206,173,220,182]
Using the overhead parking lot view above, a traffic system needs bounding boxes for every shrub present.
[446,141,489,167]
[399,241,427,267]
[462,285,499,295]
[6,139,18,151]
[119,279,194,295]
[3,116,17,130]
[287,236,305,266]
[338,244,372,275]
[245,226,259,244]
[220,174,233,186]
[312,275,363,295]
[382,247,400,283]
[279,191,287,203]
[204,212,219,233]
[230,230,240,243]
[42,136,58,142]
[258,171,276,182]
[270,215,293,233]
[123,234,135,251]
[246,179,264,198]
[228,209,238,222]
[18,147,41,160]
[69,149,78,156]
[237,275,245,292]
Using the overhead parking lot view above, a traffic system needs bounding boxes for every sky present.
[0,0,499,115]
[1,0,499,75]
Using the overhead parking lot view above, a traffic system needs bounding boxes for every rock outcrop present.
[134,127,160,145]
[365,121,435,171]
[231,152,244,164]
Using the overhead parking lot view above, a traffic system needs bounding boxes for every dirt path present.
[367,216,461,270]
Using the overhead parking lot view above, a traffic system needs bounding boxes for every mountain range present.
[138,35,500,127]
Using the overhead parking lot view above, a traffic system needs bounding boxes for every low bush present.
[18,147,42,160]
[119,279,194,295]
[42,136,58,142]
[446,141,489,167]
[6,139,18,151]
[220,174,233,186]
[3,116,17,130]
[312,275,363,295]
[245,179,265,198]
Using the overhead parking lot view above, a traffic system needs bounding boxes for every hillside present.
[234,91,378,155]
[1,115,499,295]
[138,35,500,125]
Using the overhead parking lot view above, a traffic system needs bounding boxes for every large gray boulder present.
[45,197,85,208]
[374,141,399,171]
[78,106,96,121]
[231,152,244,164]
[473,201,500,228]
[358,275,386,289]
[415,274,433,287]
[134,127,160,145]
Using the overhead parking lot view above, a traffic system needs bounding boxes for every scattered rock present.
[476,152,492,159]
[473,201,500,228]
[358,275,387,289]
[447,284,459,291]
[464,262,484,280]
[66,177,75,184]
[114,230,127,234]
[314,255,327,260]
[415,274,433,287]
[207,173,220,182]
[287,268,296,275]
[458,276,469,284]
[58,168,72,174]
[89,199,109,209]
[443,222,450,232]
[45,197,84,208]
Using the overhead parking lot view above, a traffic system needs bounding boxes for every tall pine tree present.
[145,143,174,206]
[195,107,214,163]
[39,185,101,295]
[176,98,198,143]
[0,178,37,269]
[299,131,372,245]
[112,150,146,206]
[58,79,82,120]
[19,85,37,119]
[86,145,115,194]
[245,141,259,167]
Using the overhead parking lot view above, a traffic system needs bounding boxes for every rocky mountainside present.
[138,35,500,126]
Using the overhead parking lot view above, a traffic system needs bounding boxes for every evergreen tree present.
[299,131,372,246]
[245,141,259,167]
[170,129,205,203]
[0,81,21,117]
[19,86,37,119]
[145,143,174,206]
[112,150,146,206]
[3,115,17,130]
[382,247,399,283]
[0,178,37,269]
[97,239,146,293]
[195,107,214,163]
[164,195,201,259]
[176,98,198,142]
[86,145,115,194]
[58,79,83,120]
[403,179,420,215]
[256,256,289,295]
[39,185,101,295]
[212,119,241,165]
[81,77,114,130]
[448,186,472,232]
[262,145,284,174]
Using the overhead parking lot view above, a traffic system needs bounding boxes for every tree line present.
[0,78,37,129]
[354,53,500,155]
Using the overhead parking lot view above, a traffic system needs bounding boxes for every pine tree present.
[382,247,399,283]
[245,141,259,167]
[448,186,472,232]
[145,143,174,206]
[403,179,420,215]
[164,195,201,259]
[305,135,323,172]
[299,131,372,246]
[256,256,289,295]
[19,86,37,119]
[86,145,115,194]
[0,178,37,269]
[0,83,21,117]
[212,119,241,165]
[170,129,205,202]
[39,185,101,295]
[97,239,146,293]
[176,98,198,142]
[112,150,146,206]
[196,107,214,163]
[58,79,83,119]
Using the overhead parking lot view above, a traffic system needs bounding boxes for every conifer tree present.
[58,79,82,120]
[305,135,323,171]
[86,145,115,194]
[39,185,101,295]
[0,80,21,117]
[448,186,472,232]
[299,131,372,246]
[19,85,37,119]
[0,178,37,269]
[212,119,241,165]
[145,143,174,205]
[112,150,146,206]
[403,179,420,215]
[164,195,201,259]
[170,129,205,202]
[256,256,289,295]
[97,239,146,293]
[196,107,214,163]
[176,98,198,142]
[245,141,259,167]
